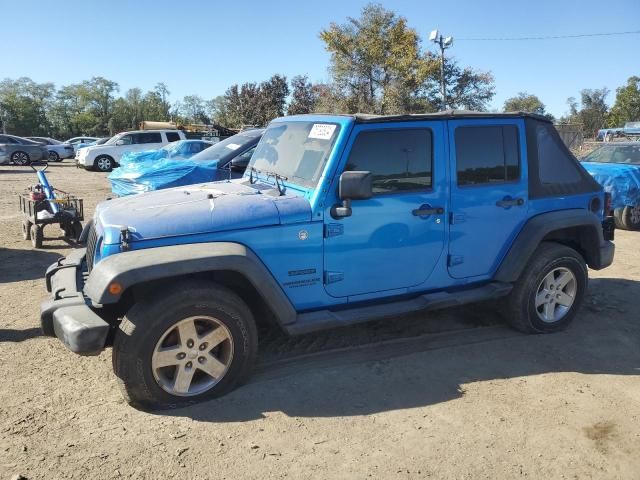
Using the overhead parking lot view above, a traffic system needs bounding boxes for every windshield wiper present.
[263,171,288,196]
[248,165,259,184]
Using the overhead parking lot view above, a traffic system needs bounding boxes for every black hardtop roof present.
[351,110,553,124]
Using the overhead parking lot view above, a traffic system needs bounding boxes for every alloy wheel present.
[535,267,577,323]
[151,316,234,397]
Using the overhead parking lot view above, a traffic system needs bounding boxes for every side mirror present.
[331,171,372,218]
[115,140,125,146]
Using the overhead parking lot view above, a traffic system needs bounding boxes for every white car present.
[76,130,185,172]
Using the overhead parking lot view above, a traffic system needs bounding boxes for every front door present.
[447,119,528,279]
[323,122,447,298]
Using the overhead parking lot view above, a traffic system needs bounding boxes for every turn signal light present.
[108,282,123,295]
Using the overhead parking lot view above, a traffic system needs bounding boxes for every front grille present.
[86,223,98,272]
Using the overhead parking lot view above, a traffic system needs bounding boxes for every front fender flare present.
[84,242,297,325]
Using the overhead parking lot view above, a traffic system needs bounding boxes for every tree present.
[0,77,55,136]
[319,3,438,114]
[608,76,640,126]
[287,75,319,115]
[564,88,609,135]
[257,74,289,124]
[441,63,495,111]
[81,76,119,134]
[181,94,208,124]
[503,92,553,119]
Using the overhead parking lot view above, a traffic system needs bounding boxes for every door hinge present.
[448,255,464,267]
[324,223,344,238]
[450,213,466,224]
[324,271,344,284]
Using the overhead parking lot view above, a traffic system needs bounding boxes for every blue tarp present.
[582,161,640,208]
[109,151,223,196]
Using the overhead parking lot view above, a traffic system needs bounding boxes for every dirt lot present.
[1,162,639,479]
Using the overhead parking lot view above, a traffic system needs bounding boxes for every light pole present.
[429,30,453,111]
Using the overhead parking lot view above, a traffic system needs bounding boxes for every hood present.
[582,161,640,209]
[95,180,312,244]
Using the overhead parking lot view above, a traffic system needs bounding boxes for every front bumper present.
[40,248,110,355]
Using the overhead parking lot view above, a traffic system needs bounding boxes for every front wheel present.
[112,282,258,410]
[504,242,587,334]
[48,151,60,162]
[94,155,114,172]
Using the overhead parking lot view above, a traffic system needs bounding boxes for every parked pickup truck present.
[41,111,615,409]
[76,129,186,172]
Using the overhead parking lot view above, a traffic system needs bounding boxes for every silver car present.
[0,134,49,165]
[27,137,75,162]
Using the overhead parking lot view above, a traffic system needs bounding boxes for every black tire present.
[504,242,587,334]
[94,155,114,172]
[48,151,60,162]
[112,281,258,410]
[71,221,83,240]
[22,219,32,240]
[11,151,30,166]
[615,205,640,231]
[30,224,43,248]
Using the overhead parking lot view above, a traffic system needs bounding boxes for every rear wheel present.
[504,242,587,333]
[11,151,30,166]
[112,282,258,410]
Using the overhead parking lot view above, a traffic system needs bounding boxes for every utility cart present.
[18,163,84,248]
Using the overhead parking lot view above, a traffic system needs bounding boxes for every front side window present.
[345,129,433,194]
[166,132,181,142]
[455,125,520,186]
[119,135,133,145]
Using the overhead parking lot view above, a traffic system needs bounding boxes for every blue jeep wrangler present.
[41,111,615,409]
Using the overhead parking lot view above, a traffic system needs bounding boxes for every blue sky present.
[2,0,638,117]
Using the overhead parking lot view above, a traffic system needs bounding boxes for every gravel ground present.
[1,162,639,479]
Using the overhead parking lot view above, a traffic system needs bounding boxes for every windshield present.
[161,141,183,154]
[582,145,640,165]
[190,133,257,162]
[105,133,124,145]
[246,121,340,187]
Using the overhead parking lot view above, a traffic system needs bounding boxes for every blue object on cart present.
[35,166,59,214]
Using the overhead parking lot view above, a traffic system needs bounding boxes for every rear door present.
[323,122,448,298]
[447,119,528,279]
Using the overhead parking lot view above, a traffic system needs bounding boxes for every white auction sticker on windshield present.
[225,143,240,150]
[308,124,336,140]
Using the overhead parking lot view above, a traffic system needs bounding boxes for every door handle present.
[496,197,524,208]
[412,206,444,216]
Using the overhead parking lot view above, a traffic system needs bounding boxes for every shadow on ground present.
[0,247,60,283]
[162,277,640,422]
[0,327,42,342]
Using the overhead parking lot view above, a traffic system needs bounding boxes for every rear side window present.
[345,129,433,194]
[166,132,181,142]
[455,125,520,186]
[135,132,162,144]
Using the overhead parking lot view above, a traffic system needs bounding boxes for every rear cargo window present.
[345,128,433,194]
[166,132,181,142]
[455,125,520,186]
